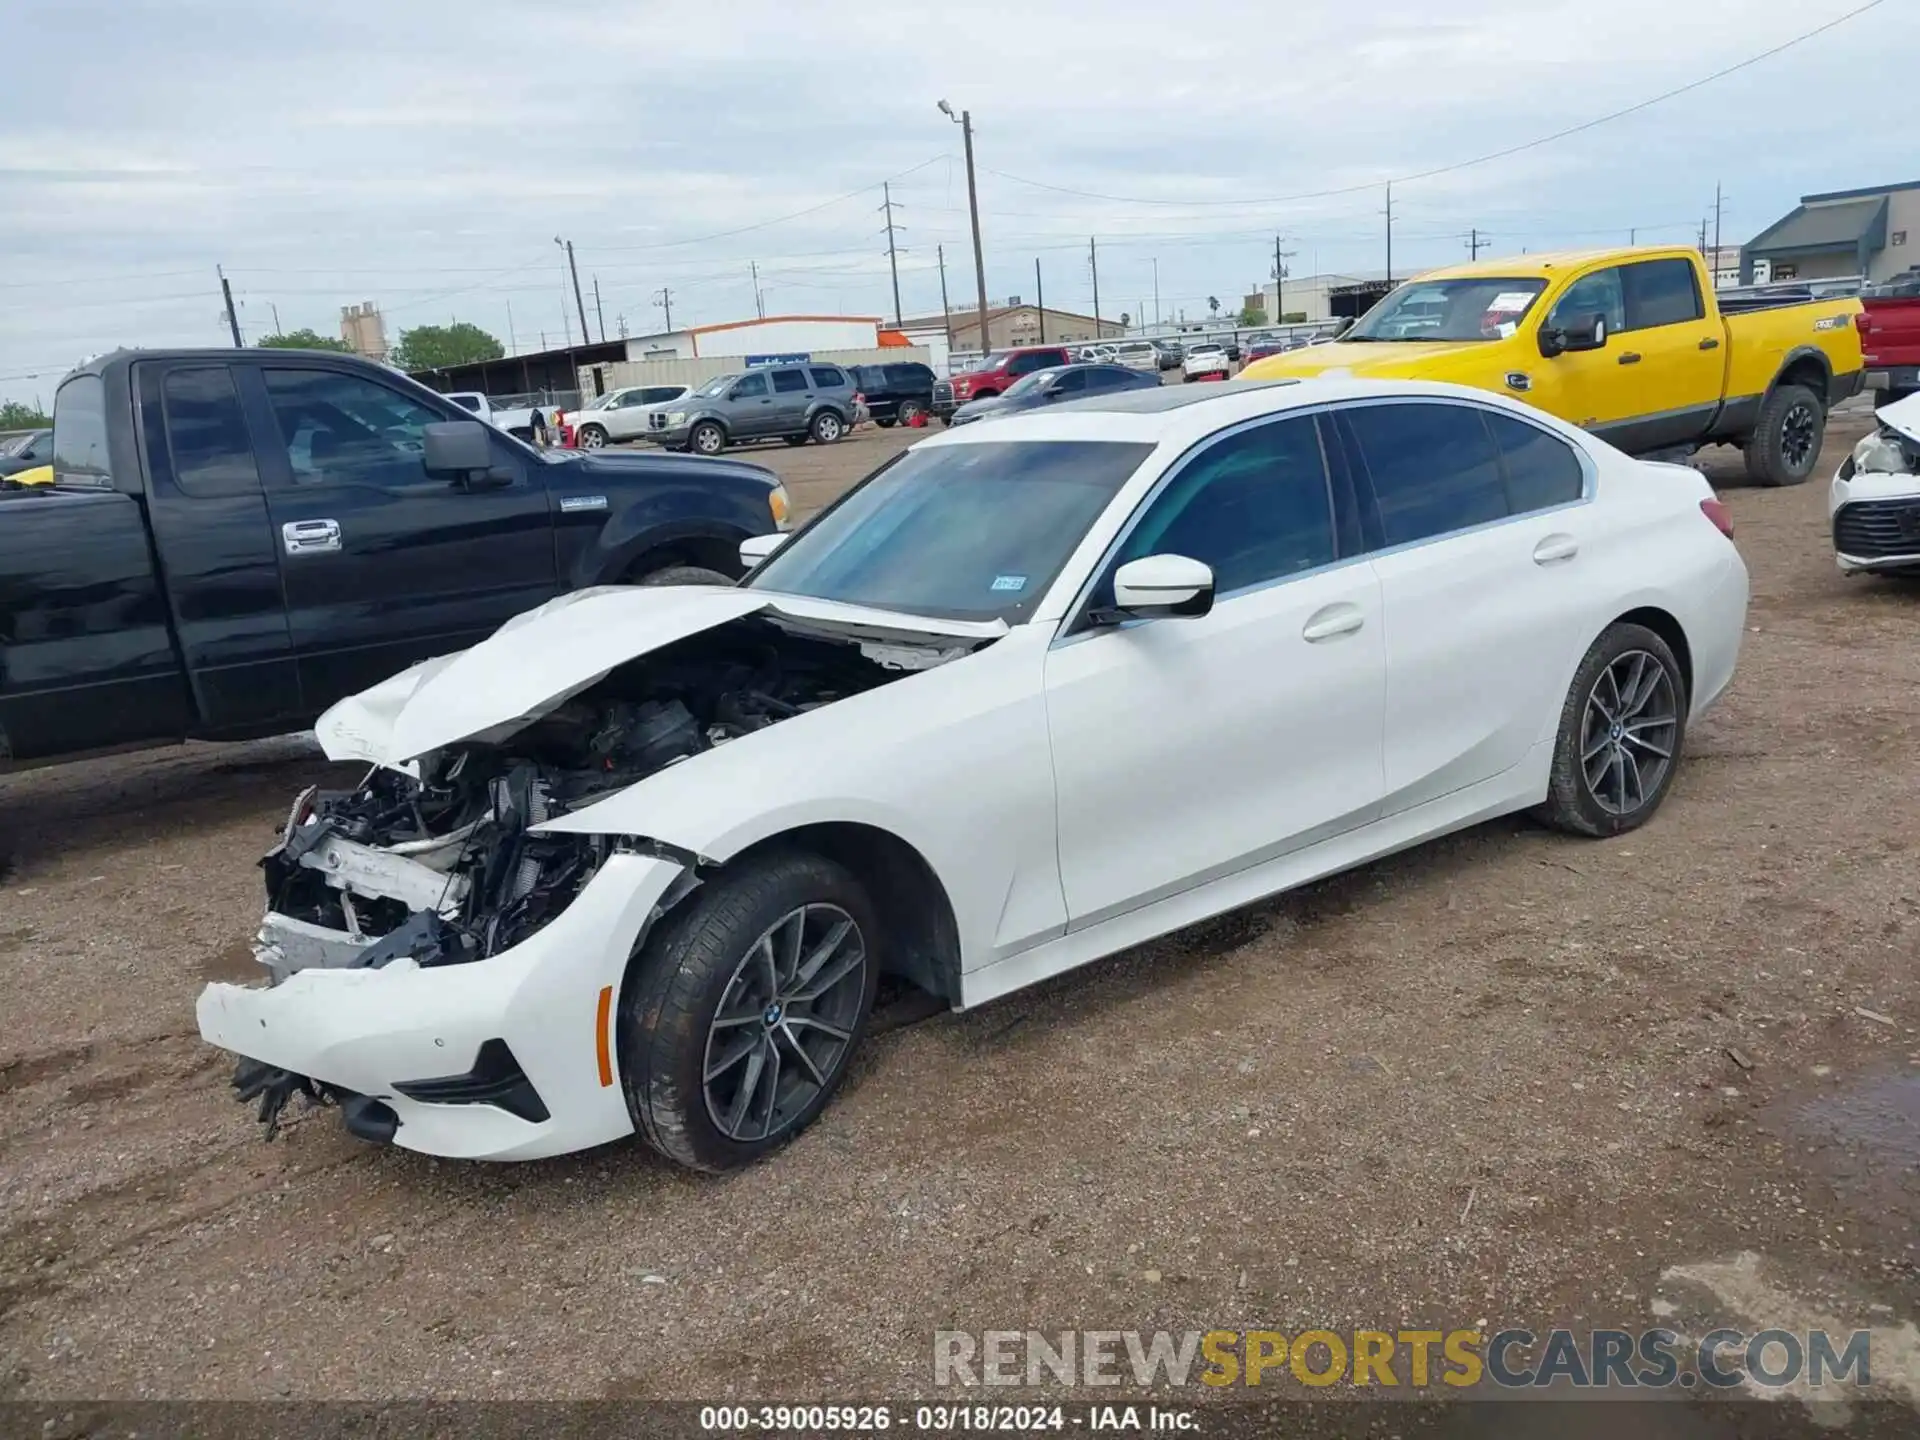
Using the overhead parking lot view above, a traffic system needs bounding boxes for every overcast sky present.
[0,0,1906,399]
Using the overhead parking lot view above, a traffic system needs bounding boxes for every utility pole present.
[507,298,518,354]
[217,265,242,346]
[654,287,674,332]
[1468,228,1485,260]
[1712,181,1725,286]
[270,302,283,335]
[1272,236,1295,321]
[1630,228,1637,246]
[1035,258,1046,343]
[937,244,952,348]
[556,238,589,349]
[617,313,629,340]
[1152,258,1160,328]
[592,277,606,342]
[880,182,904,327]
[750,261,765,320]
[939,101,991,357]
[1088,236,1101,332]
[1698,218,1710,253]
[1384,183,1395,287]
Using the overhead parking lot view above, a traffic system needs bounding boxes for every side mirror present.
[423,420,493,476]
[739,532,789,569]
[1109,554,1215,620]
[1540,312,1608,358]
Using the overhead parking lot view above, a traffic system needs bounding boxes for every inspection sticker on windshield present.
[991,574,1028,592]
[560,494,608,512]
[1487,292,1535,313]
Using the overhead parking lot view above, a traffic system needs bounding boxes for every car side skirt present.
[957,745,1550,1010]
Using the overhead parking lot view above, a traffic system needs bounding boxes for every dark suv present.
[648,363,857,455]
[847,361,937,428]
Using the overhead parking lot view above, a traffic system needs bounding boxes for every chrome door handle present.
[1533,534,1578,565]
[1301,603,1365,642]
[282,519,341,555]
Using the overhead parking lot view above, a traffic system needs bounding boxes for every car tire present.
[1743,383,1823,486]
[620,848,881,1173]
[810,410,845,444]
[690,421,727,456]
[1537,622,1688,839]
[896,400,924,426]
[783,435,809,447]
[875,418,897,429]
[636,563,734,586]
[578,424,609,450]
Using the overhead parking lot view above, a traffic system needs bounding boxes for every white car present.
[1183,344,1231,382]
[1829,390,1920,574]
[567,384,694,450]
[1115,341,1161,372]
[198,378,1748,1169]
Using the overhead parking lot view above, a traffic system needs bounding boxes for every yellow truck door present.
[1610,256,1726,449]
[1526,266,1635,440]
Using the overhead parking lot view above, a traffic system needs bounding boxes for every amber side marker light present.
[596,985,615,1087]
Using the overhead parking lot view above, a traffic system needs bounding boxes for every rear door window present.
[1342,402,1508,547]
[1485,411,1586,513]
[1622,259,1705,329]
[771,368,809,394]
[51,374,113,487]
[162,366,262,498]
[886,363,931,387]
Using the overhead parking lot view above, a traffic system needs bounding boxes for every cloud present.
[0,0,1903,385]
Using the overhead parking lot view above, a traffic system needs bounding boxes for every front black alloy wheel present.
[1539,623,1687,837]
[620,851,880,1172]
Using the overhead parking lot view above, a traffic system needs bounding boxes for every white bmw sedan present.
[198,378,1749,1169]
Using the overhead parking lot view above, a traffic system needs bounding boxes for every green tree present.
[1237,303,1263,326]
[0,400,51,429]
[391,322,506,371]
[256,327,352,352]
[1207,295,1221,316]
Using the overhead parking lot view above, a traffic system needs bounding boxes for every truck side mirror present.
[1540,312,1609,358]
[423,420,493,477]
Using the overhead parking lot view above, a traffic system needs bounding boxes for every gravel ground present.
[1,407,1916,1429]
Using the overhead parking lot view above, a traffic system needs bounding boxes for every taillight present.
[1700,497,1734,539]
[852,392,865,405]
[1855,312,1871,334]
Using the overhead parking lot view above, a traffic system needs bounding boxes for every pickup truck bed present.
[1858,271,1920,407]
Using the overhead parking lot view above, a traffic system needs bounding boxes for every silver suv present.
[649,364,856,455]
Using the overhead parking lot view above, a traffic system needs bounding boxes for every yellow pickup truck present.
[1241,246,1864,485]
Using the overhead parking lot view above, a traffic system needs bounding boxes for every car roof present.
[1411,245,1698,282]
[912,376,1586,451]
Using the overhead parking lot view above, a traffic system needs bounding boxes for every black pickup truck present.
[0,348,788,769]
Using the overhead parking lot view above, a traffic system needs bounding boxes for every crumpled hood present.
[315,584,1004,766]
[1880,389,1920,444]
[1241,340,1489,380]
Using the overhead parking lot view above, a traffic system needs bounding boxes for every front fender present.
[534,630,1066,970]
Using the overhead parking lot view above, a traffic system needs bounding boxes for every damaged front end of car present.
[212,608,958,1149]
[1831,391,1920,575]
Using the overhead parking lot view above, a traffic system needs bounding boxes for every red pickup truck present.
[932,345,1075,420]
[1859,268,1920,408]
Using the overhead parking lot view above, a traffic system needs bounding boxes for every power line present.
[983,0,1884,209]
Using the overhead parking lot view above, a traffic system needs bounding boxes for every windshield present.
[1345,277,1547,342]
[693,374,738,398]
[746,440,1154,623]
[0,432,40,458]
[582,391,619,411]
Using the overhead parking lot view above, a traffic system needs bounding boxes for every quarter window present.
[809,367,847,389]
[162,367,261,498]
[771,369,808,394]
[1114,416,1336,595]
[1344,402,1506,547]
[1484,412,1585,513]
[262,368,443,487]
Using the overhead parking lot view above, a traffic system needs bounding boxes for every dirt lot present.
[2,408,1917,1426]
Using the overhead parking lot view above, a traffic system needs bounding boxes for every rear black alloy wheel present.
[1744,382,1823,486]
[621,851,880,1172]
[702,904,868,1143]
[1539,622,1687,837]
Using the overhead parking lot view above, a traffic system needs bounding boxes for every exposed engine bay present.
[255,615,930,986]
